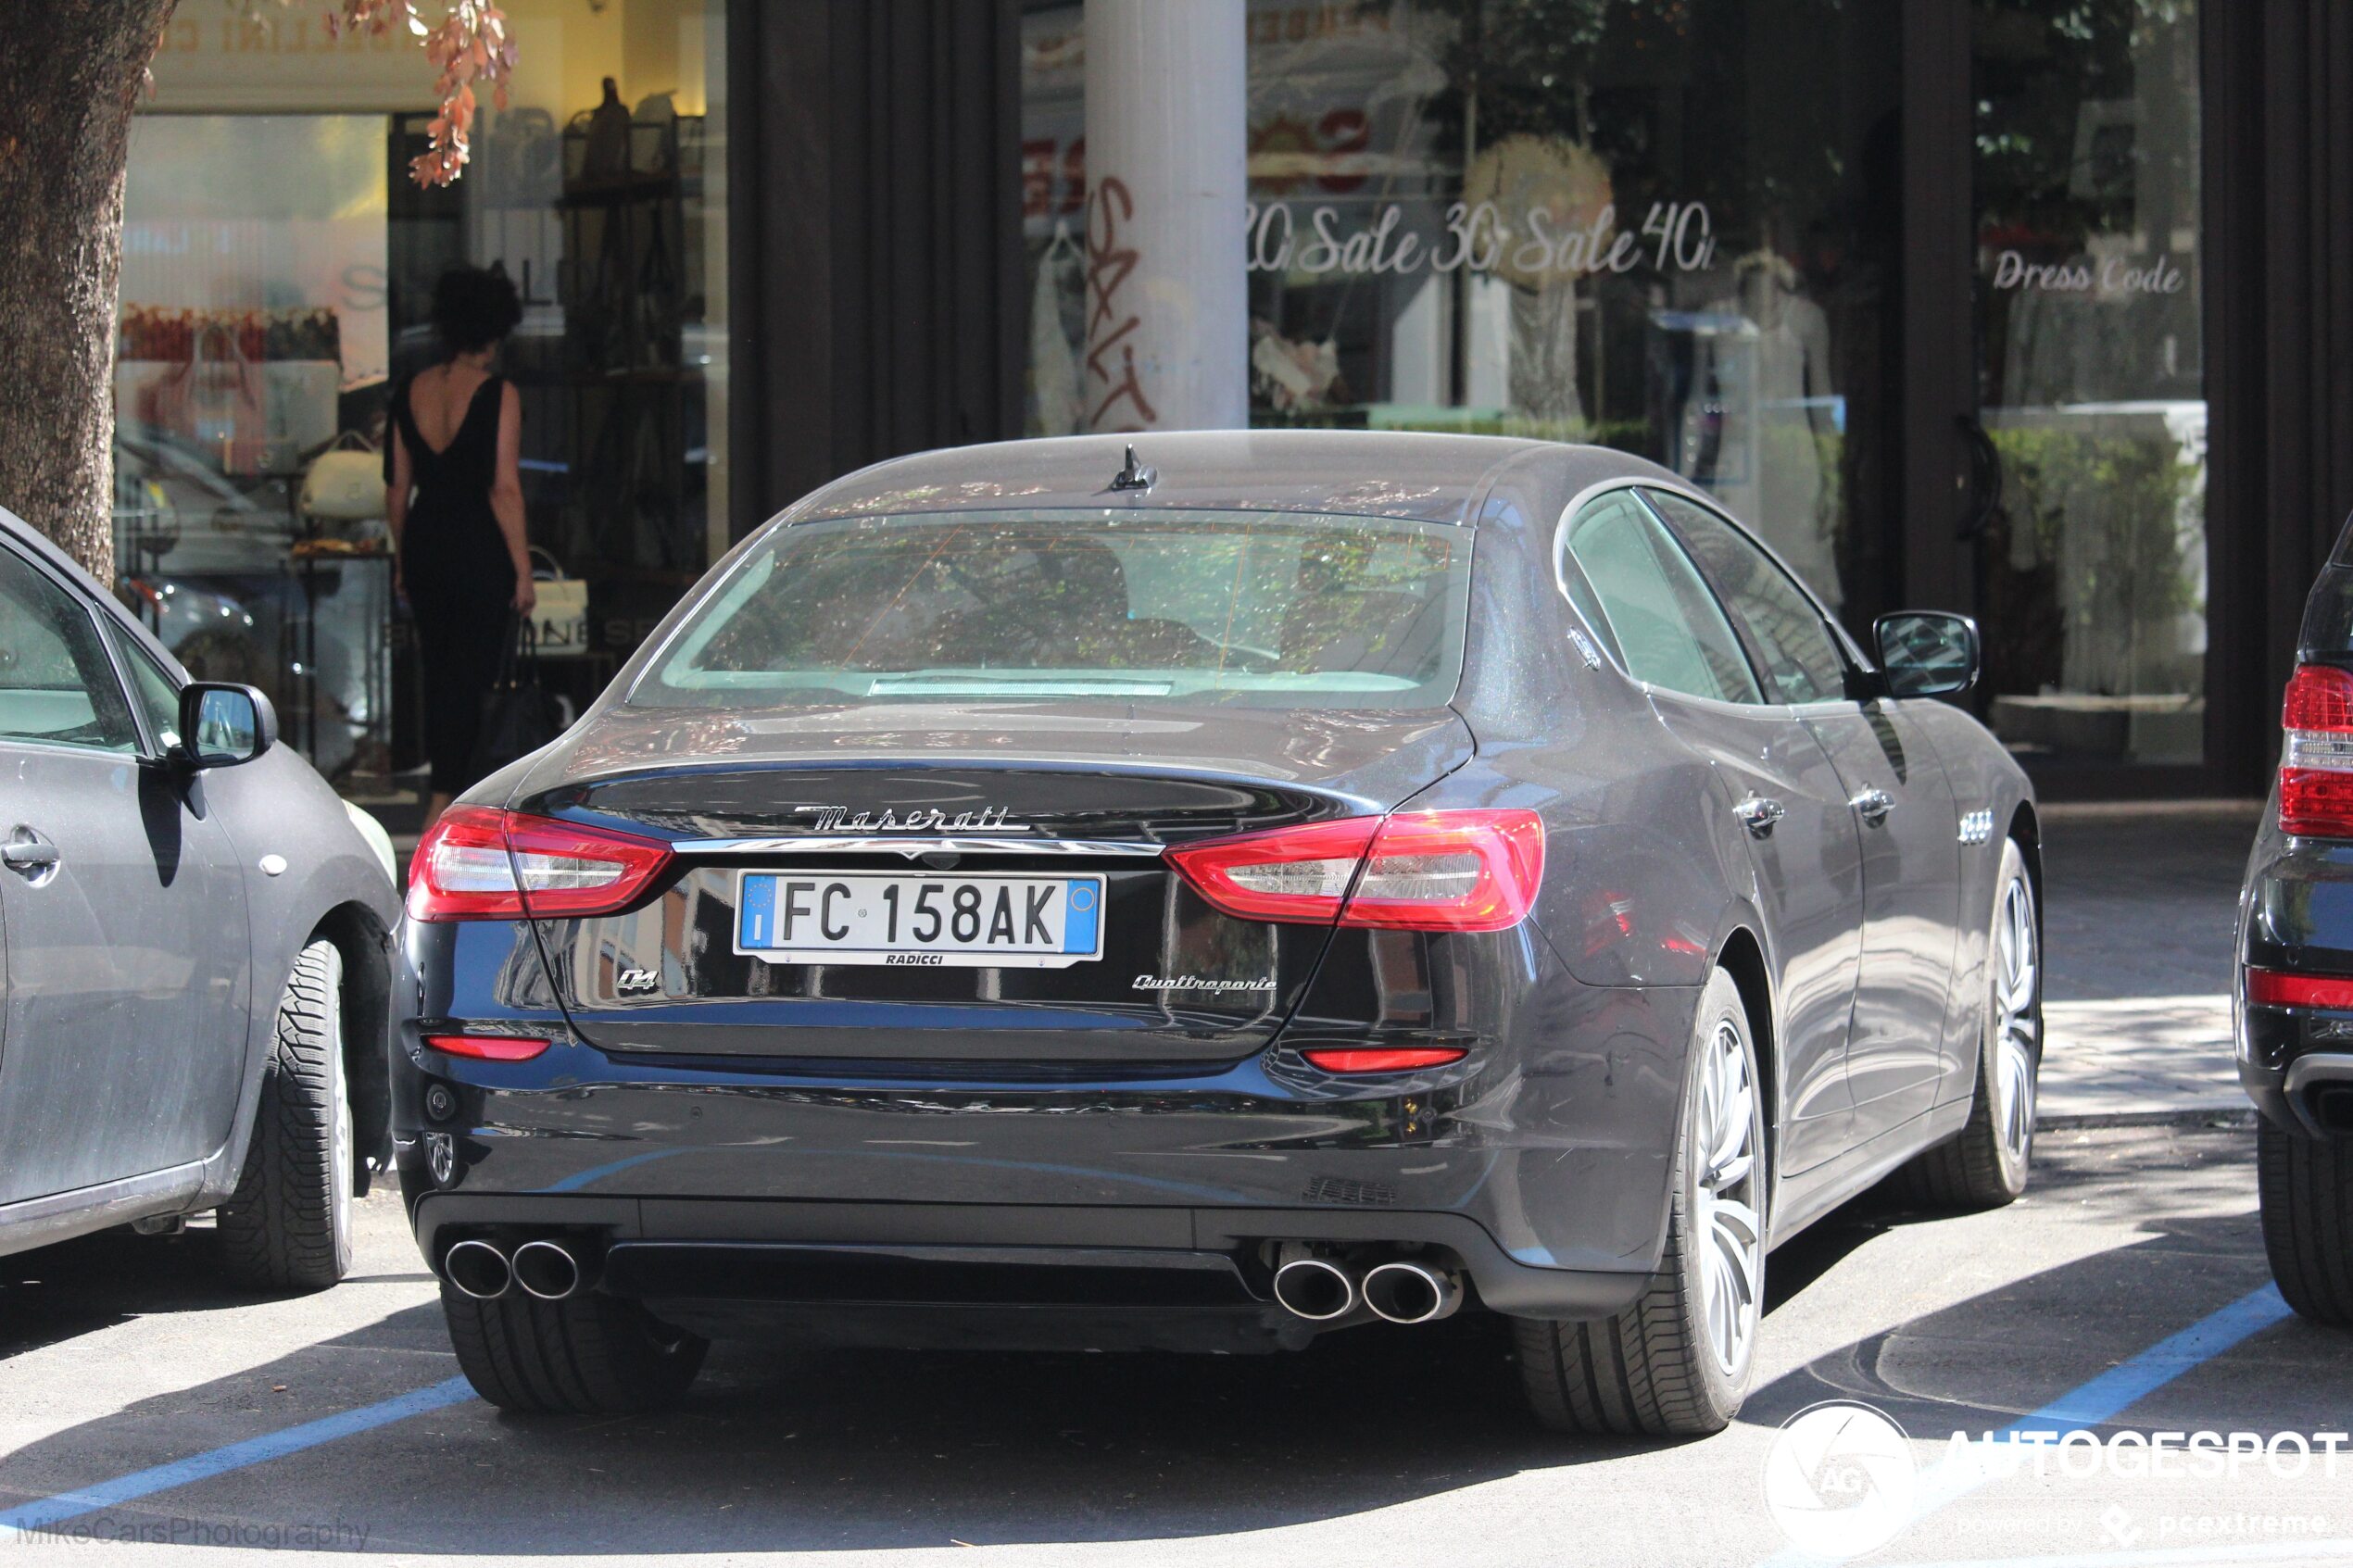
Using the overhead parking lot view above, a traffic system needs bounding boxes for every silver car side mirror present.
[1873,611,1981,698]
[175,682,277,769]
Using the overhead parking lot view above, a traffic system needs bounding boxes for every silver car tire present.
[219,939,354,1292]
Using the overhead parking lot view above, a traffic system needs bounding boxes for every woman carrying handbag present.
[385,267,535,834]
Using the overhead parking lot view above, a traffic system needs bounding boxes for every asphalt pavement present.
[2037,803,2256,1125]
[0,1123,2346,1566]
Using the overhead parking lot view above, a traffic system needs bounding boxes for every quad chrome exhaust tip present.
[443,1238,512,1300]
[1271,1256,1356,1322]
[510,1239,585,1301]
[1361,1260,1463,1325]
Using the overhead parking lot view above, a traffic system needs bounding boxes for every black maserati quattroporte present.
[393,431,2041,1436]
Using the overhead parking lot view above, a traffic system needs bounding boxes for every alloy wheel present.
[1990,870,2041,1164]
[331,1042,354,1265]
[1694,1018,1763,1377]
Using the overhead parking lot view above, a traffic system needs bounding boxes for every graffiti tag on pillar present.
[1085,176,1158,432]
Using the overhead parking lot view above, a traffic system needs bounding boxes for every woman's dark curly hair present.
[431,265,522,355]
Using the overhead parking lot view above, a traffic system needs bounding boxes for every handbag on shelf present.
[526,545,592,658]
[300,431,384,521]
[145,321,275,474]
[471,615,561,780]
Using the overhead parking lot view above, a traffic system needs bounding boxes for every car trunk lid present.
[510,702,1471,1065]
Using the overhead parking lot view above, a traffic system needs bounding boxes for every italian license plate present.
[734,871,1104,969]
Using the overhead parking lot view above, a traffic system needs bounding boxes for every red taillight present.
[1301,1047,1468,1073]
[2246,967,2353,1010]
[423,1033,552,1061]
[1164,816,1381,923]
[2280,664,2353,836]
[1344,809,1545,931]
[407,806,672,922]
[1165,809,1543,933]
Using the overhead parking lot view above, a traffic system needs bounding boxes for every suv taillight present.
[2281,664,2353,837]
[407,806,672,922]
[1165,809,1544,933]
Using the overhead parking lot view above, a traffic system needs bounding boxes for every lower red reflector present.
[2245,969,2353,1010]
[424,1034,552,1061]
[1301,1047,1468,1073]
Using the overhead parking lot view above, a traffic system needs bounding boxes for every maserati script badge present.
[793,805,1027,834]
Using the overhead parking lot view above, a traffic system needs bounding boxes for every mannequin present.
[1695,244,1842,607]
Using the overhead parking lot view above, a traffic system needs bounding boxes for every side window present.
[1558,557,1624,666]
[0,546,140,753]
[109,624,183,753]
[1644,490,1849,705]
[1564,493,1762,703]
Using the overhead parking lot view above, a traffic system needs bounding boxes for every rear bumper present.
[390,1043,1675,1329]
[2237,830,2353,1137]
[391,1013,1695,1336]
[403,1189,1653,1332]
[393,904,1697,1338]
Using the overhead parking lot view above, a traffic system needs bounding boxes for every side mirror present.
[176,682,277,769]
[1873,611,1981,698]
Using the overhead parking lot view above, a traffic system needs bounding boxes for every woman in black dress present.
[385,267,535,834]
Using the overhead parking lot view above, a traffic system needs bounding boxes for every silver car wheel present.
[331,1035,354,1265]
[1990,868,2040,1164]
[1694,1018,1763,1378]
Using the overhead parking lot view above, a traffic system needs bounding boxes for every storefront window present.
[120,0,728,801]
[1021,0,1903,621]
[1974,0,2204,768]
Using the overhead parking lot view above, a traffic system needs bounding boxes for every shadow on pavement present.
[2,1225,277,1361]
[1,1266,1655,1553]
[1743,1127,2350,1441]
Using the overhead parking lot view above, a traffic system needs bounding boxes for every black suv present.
[2238,522,2353,1324]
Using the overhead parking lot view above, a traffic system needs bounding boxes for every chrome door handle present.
[1733,796,1786,838]
[3,829,58,873]
[1851,787,1895,826]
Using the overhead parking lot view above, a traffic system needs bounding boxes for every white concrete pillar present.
[1081,0,1248,433]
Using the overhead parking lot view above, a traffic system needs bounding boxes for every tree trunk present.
[0,0,178,584]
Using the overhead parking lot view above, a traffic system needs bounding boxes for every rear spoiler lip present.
[667,834,1168,859]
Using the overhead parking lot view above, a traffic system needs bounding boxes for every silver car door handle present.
[1851,787,1895,826]
[3,831,59,872]
[1733,796,1786,838]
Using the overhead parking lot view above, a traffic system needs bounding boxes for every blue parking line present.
[0,1377,473,1540]
[1765,1284,2298,1567]
[2020,1285,2295,1430]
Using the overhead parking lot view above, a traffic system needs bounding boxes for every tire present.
[2258,1117,2353,1327]
[1892,836,2040,1210]
[441,1286,709,1414]
[218,939,353,1292]
[1514,968,1767,1437]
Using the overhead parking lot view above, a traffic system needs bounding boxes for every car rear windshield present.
[632,508,1471,709]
